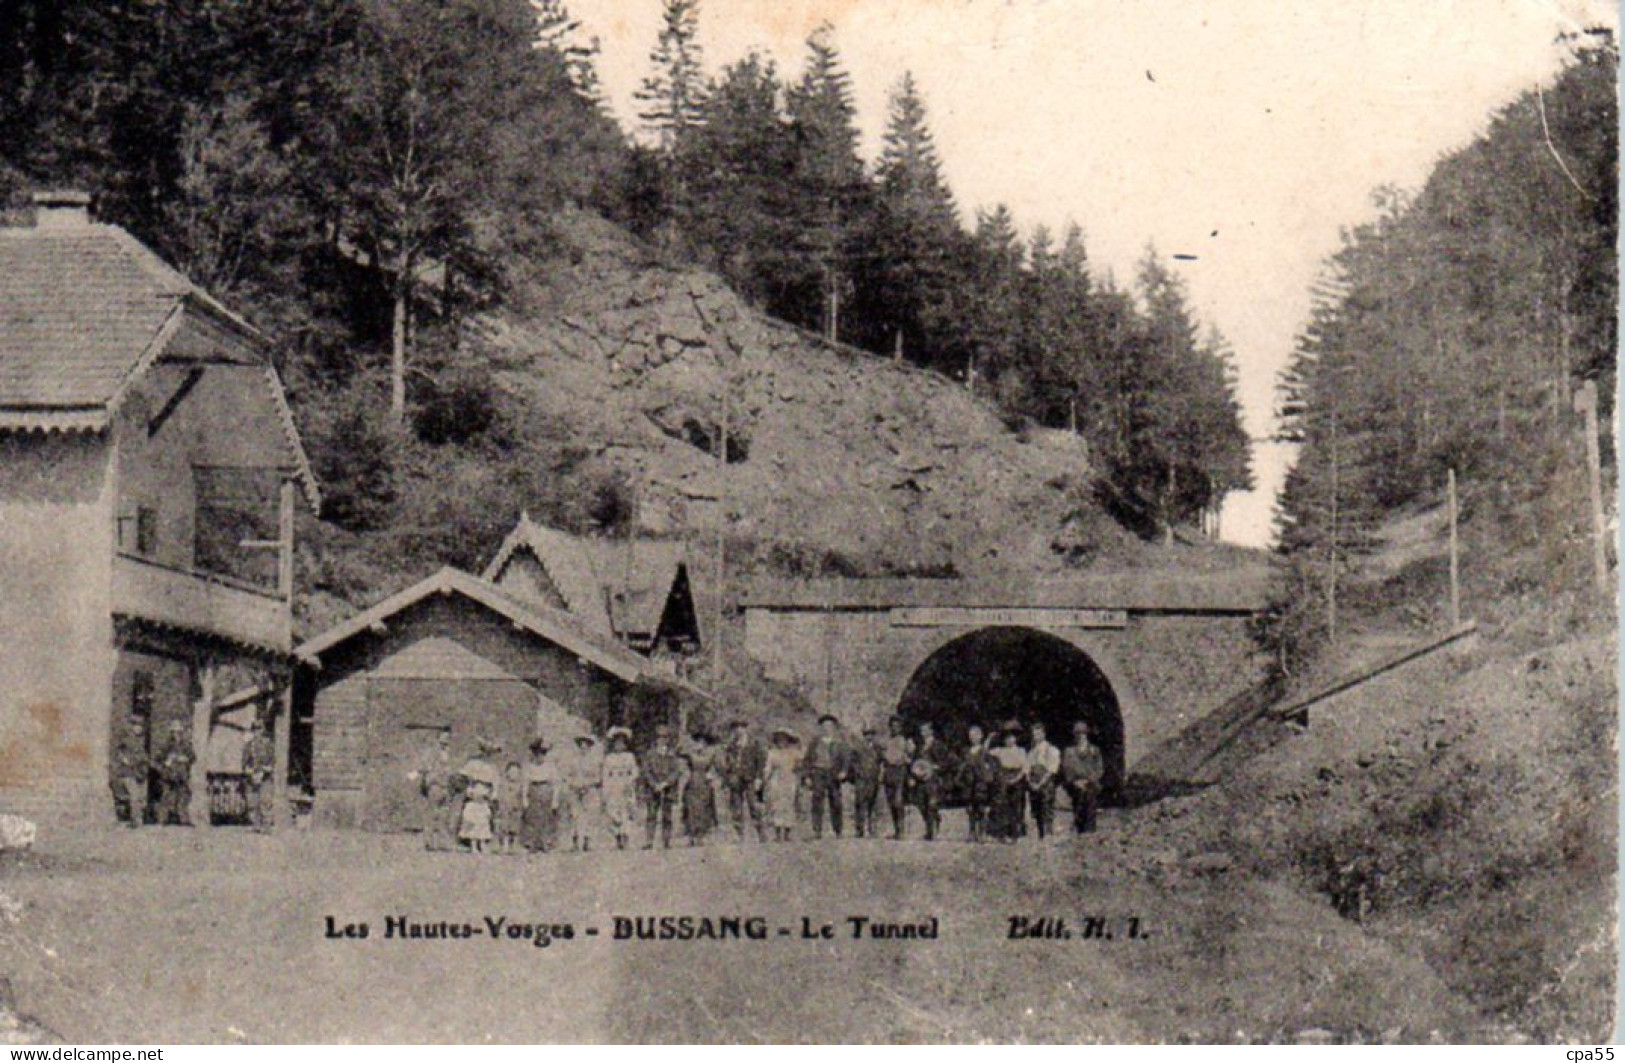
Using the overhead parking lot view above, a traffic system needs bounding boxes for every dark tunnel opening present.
[894,626,1126,797]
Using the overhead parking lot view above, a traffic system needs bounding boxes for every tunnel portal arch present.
[894,626,1126,793]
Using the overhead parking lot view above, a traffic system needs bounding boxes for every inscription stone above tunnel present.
[740,572,1272,777]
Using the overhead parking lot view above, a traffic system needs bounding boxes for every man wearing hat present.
[959,723,997,843]
[156,721,195,826]
[802,714,850,839]
[719,720,768,843]
[413,730,456,850]
[1026,722,1062,840]
[1059,720,1105,834]
[241,714,276,832]
[848,725,883,838]
[640,724,682,849]
[880,716,915,840]
[110,728,149,829]
[910,722,946,841]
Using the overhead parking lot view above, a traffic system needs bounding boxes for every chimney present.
[31,189,93,231]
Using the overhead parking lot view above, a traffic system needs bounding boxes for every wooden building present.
[482,513,704,661]
[295,567,695,831]
[0,191,319,826]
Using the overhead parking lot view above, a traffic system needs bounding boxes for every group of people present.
[110,717,278,830]
[412,713,1107,854]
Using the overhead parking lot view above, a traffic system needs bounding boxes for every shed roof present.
[741,571,1273,615]
[296,566,654,685]
[0,218,318,507]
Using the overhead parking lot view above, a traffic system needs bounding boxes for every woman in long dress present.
[681,733,720,845]
[763,729,802,842]
[520,739,560,853]
[600,728,640,850]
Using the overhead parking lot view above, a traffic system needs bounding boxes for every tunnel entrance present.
[895,626,1126,795]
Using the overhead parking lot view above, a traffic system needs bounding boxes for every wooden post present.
[278,478,296,601]
[190,657,216,828]
[1447,468,1461,628]
[272,671,293,830]
[713,381,729,685]
[1574,381,1610,597]
[894,329,904,363]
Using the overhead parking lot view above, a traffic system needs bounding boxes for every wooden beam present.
[278,478,296,602]
[272,673,293,831]
[147,367,204,438]
[190,657,216,829]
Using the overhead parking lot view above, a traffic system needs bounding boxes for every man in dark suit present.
[640,725,683,849]
[719,720,768,843]
[1059,720,1105,834]
[848,726,883,838]
[802,714,850,839]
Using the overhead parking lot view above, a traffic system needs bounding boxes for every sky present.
[567,0,1615,547]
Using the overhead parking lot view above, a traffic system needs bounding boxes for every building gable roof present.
[295,566,649,683]
[482,515,693,640]
[0,219,319,508]
[482,514,614,634]
[578,538,689,638]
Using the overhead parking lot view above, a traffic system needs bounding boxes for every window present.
[120,505,158,556]
[136,506,157,556]
[130,671,154,719]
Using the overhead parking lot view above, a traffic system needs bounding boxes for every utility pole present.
[1447,467,1460,628]
[713,378,730,686]
[1574,380,1610,597]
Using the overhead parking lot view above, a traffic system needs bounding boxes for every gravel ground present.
[0,808,1482,1044]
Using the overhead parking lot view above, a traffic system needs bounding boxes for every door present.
[364,678,539,832]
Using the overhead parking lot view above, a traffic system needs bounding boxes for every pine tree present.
[531,0,602,99]
[677,53,803,312]
[786,23,866,341]
[635,0,706,151]
[857,71,965,373]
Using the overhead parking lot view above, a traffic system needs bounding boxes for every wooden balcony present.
[113,552,291,653]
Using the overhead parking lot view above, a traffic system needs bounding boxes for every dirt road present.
[0,817,1479,1043]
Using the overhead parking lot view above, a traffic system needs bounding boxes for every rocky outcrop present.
[476,210,1121,579]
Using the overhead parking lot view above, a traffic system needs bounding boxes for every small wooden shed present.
[295,567,686,831]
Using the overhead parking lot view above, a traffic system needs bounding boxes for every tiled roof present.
[0,223,263,412]
[483,515,691,639]
[482,515,614,633]
[0,220,320,510]
[578,538,688,637]
[0,226,186,411]
[295,566,666,687]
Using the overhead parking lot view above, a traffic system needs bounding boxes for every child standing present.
[459,778,494,853]
[496,761,524,854]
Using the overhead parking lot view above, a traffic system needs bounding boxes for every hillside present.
[297,208,1260,631]
[1113,495,1618,1040]
[485,209,1128,577]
